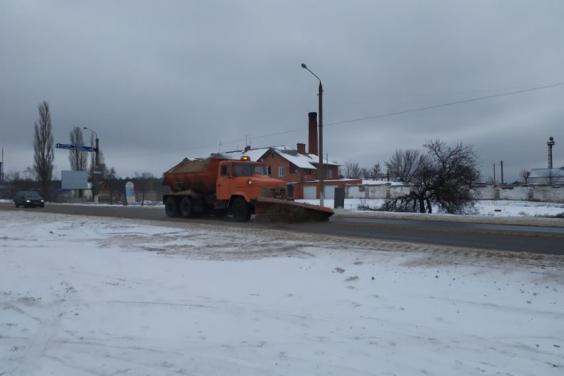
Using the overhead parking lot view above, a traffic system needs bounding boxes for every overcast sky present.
[1,0,563,180]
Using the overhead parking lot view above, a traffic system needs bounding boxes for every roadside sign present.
[56,143,96,152]
[56,143,75,150]
[125,181,137,205]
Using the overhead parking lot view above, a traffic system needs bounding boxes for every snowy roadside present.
[299,198,564,217]
[298,199,564,227]
[1,211,563,375]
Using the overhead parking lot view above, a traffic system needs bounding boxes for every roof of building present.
[223,146,339,169]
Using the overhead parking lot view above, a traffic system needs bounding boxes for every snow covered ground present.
[299,199,564,217]
[1,211,563,375]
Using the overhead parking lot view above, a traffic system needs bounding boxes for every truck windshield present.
[232,163,268,177]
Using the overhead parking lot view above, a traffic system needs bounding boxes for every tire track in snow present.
[10,302,64,376]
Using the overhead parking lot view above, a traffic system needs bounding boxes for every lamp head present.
[301,63,307,69]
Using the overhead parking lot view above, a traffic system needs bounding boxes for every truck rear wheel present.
[231,197,251,222]
[165,197,180,217]
[179,197,194,218]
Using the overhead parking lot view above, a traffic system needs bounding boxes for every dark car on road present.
[14,191,45,208]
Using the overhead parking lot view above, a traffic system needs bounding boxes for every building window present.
[328,169,333,179]
[278,166,285,177]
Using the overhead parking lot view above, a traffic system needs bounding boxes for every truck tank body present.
[163,156,225,194]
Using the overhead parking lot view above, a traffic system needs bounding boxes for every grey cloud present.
[1,0,563,180]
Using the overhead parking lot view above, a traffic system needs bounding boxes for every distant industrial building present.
[528,137,563,186]
[528,168,564,186]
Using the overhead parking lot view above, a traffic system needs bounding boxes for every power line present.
[325,81,564,127]
[184,80,564,153]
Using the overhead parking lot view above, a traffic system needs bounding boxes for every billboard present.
[61,170,89,190]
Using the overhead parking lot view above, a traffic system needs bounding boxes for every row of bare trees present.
[341,162,383,180]
[28,101,115,200]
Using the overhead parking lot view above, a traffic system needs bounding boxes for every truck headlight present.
[247,179,253,185]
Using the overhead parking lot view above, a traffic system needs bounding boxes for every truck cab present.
[216,158,287,202]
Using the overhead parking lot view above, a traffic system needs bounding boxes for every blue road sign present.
[56,143,97,152]
[56,143,75,150]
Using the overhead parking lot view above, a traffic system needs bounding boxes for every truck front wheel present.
[165,197,180,218]
[231,197,251,222]
[179,197,194,218]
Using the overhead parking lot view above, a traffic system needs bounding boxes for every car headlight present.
[41,200,44,202]
[26,200,31,203]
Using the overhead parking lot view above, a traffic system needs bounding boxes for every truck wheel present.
[165,197,180,217]
[179,197,194,218]
[231,197,251,222]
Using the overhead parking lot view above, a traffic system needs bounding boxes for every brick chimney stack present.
[308,112,318,155]
[296,143,306,154]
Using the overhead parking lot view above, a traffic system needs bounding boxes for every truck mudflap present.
[254,197,334,222]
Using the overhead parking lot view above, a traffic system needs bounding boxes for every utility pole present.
[547,136,555,185]
[500,160,504,185]
[301,63,325,206]
[319,79,324,200]
[95,137,99,168]
[83,126,99,202]
[0,148,4,183]
[493,163,496,185]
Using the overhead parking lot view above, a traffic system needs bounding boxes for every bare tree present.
[383,141,479,214]
[33,101,54,199]
[385,149,424,182]
[343,162,362,179]
[360,163,383,179]
[369,162,382,179]
[69,127,88,171]
[520,169,530,185]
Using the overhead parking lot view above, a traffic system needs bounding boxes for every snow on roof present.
[221,147,272,161]
[274,149,316,169]
[244,147,271,161]
[274,149,339,169]
[221,145,339,169]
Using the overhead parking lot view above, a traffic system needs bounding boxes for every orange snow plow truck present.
[162,154,334,222]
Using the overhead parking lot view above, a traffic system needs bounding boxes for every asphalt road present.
[2,202,564,255]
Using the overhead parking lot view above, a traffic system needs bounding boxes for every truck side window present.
[220,165,229,176]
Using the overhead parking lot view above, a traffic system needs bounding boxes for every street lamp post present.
[83,126,99,202]
[301,63,325,207]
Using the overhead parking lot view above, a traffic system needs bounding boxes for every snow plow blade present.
[254,197,334,223]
